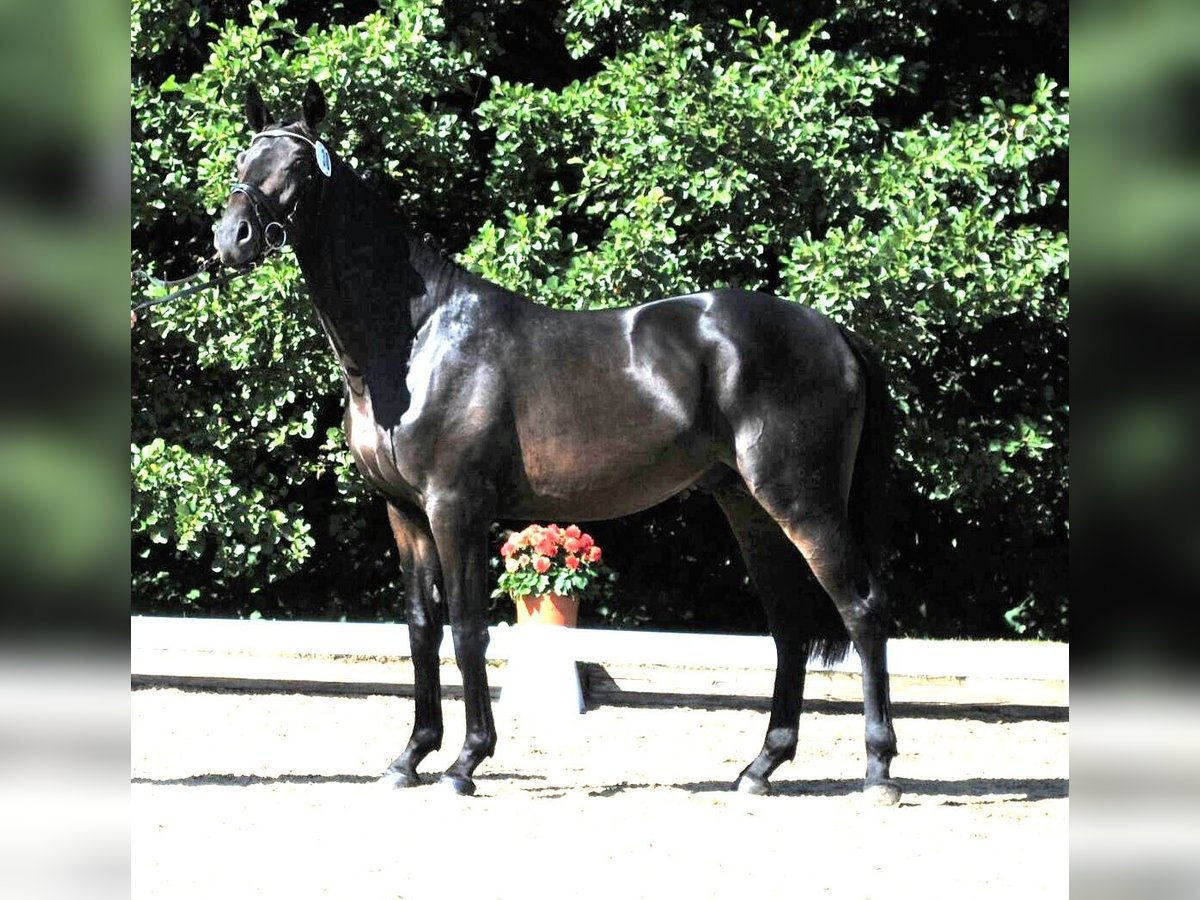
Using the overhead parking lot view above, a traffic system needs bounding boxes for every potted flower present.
[493,524,604,627]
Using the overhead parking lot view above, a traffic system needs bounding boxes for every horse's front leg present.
[381,502,445,788]
[425,494,496,796]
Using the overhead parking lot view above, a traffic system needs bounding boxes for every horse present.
[211,80,900,803]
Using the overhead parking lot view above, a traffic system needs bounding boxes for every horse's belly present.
[503,440,714,520]
[506,367,719,518]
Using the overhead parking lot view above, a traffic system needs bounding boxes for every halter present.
[228,128,333,252]
[132,129,333,315]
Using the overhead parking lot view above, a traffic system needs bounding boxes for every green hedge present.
[132,1,1068,639]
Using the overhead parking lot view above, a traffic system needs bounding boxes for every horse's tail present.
[806,327,893,668]
[839,325,894,575]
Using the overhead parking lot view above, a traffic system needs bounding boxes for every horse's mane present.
[355,166,465,290]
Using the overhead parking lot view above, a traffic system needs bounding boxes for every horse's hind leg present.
[764,501,900,804]
[712,482,821,795]
[380,502,445,788]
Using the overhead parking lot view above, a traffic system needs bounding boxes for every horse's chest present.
[345,394,379,462]
[343,390,423,502]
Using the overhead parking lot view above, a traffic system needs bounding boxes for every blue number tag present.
[315,142,332,177]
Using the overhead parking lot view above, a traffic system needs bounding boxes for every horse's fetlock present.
[413,726,443,752]
[866,726,898,761]
[764,726,799,760]
[463,730,496,758]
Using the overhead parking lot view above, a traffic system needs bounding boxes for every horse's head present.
[213,80,330,267]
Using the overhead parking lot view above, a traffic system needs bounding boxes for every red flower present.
[496,525,605,601]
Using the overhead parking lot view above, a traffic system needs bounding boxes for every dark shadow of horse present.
[580,777,1068,802]
[132,773,1067,804]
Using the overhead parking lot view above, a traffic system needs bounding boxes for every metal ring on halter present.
[264,221,287,249]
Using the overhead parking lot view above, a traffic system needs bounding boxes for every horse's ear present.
[245,84,270,133]
[303,79,326,131]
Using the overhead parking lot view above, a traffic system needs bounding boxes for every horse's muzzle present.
[213,212,261,267]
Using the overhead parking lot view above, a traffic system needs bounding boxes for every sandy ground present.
[132,684,1068,899]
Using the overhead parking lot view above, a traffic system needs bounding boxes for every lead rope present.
[130,249,289,313]
[133,255,232,311]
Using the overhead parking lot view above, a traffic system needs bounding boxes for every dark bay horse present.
[212,81,900,803]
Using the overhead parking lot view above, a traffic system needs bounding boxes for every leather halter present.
[228,129,327,251]
[133,130,331,314]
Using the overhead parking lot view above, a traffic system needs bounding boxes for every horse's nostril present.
[236,221,252,244]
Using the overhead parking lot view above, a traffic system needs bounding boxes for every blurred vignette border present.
[0,0,1182,895]
[1074,3,1200,899]
[1074,0,1200,666]
[0,0,128,645]
[0,3,128,900]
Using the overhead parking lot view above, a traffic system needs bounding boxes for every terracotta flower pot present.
[513,593,579,627]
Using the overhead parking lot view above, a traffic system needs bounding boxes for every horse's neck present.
[294,173,430,376]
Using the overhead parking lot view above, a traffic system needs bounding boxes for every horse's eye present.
[236,151,247,169]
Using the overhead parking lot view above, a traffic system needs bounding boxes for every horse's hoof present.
[379,768,421,789]
[863,780,902,806]
[436,773,476,797]
[733,773,771,796]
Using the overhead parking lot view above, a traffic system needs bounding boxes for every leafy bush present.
[132,1,1067,639]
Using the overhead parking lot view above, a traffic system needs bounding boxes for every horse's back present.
[662,288,862,401]
[569,286,862,424]
[695,287,849,352]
